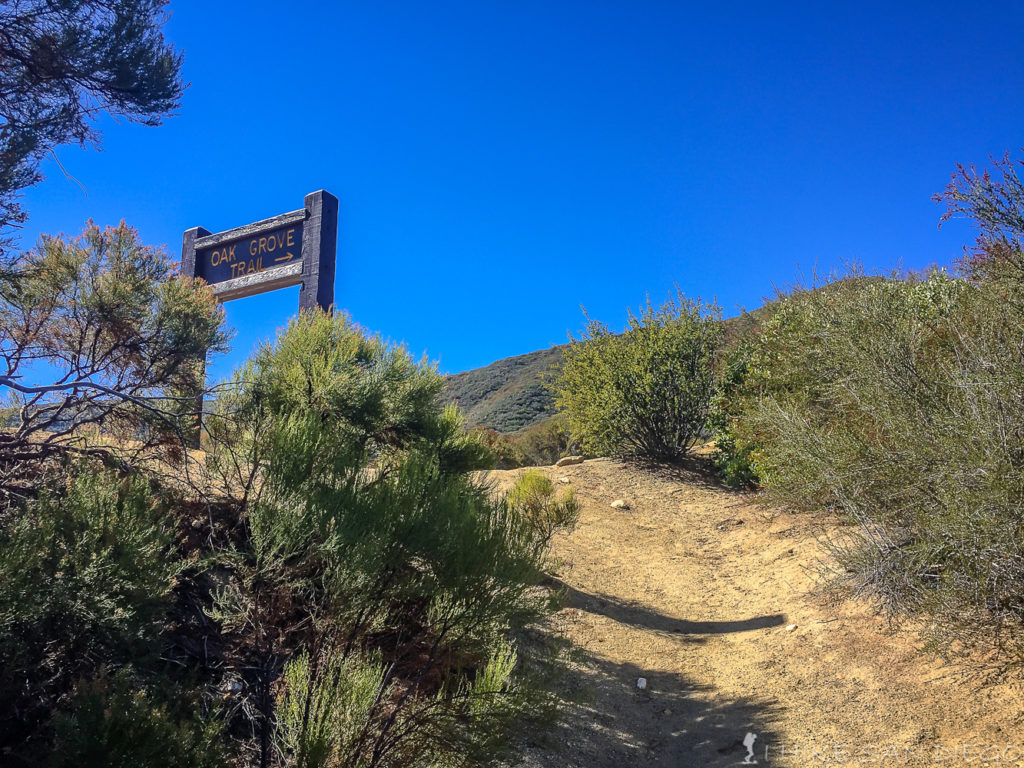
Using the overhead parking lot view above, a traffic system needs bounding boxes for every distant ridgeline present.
[442,345,565,433]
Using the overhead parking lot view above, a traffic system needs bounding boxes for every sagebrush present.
[716,154,1024,666]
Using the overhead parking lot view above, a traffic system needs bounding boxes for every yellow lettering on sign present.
[209,244,238,267]
[227,257,264,278]
[273,228,299,263]
[237,230,300,268]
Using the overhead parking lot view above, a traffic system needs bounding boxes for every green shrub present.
[507,470,580,552]
[709,335,763,488]
[206,311,574,768]
[553,291,721,461]
[276,651,385,768]
[0,221,227,764]
[0,222,228,486]
[727,263,1024,664]
[510,413,573,467]
[0,470,182,753]
[47,672,223,768]
[718,151,1024,669]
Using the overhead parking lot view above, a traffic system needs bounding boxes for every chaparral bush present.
[719,153,1024,666]
[708,330,763,489]
[554,291,721,462]
[0,221,228,765]
[506,470,579,552]
[0,221,228,496]
[201,310,576,768]
[511,413,574,467]
[46,671,224,768]
[0,469,221,766]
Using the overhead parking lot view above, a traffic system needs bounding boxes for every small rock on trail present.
[555,455,586,467]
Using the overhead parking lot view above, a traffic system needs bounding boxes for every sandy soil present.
[488,458,1022,767]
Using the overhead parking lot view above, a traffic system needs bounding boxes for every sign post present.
[181,190,339,443]
[182,190,337,310]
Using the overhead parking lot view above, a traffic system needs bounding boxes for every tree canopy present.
[0,0,184,252]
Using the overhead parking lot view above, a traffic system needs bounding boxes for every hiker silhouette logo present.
[742,732,758,764]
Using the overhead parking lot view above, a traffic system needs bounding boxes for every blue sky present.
[19,1,1024,379]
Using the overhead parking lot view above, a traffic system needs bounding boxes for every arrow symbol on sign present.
[274,251,296,263]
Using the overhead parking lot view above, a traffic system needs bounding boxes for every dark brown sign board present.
[196,222,303,285]
[182,190,338,311]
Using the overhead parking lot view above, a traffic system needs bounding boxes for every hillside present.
[443,344,565,433]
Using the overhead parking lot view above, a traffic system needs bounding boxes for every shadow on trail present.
[519,651,783,767]
[553,579,787,637]
[628,453,751,495]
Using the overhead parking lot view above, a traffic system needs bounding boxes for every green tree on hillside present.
[554,291,721,461]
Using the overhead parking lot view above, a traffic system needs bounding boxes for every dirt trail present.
[490,459,1021,767]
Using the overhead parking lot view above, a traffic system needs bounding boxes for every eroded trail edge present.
[492,459,1020,768]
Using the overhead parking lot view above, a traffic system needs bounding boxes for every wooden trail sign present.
[197,221,302,285]
[179,190,338,446]
[182,190,338,311]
